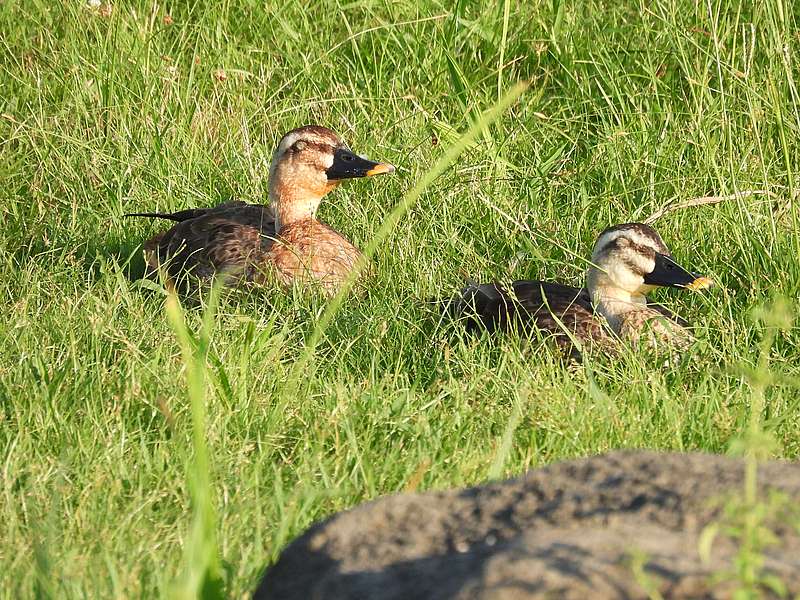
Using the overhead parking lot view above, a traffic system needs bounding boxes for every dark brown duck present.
[444,223,713,357]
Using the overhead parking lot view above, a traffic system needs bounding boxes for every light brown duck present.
[126,125,394,294]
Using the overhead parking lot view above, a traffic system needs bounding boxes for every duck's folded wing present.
[445,280,610,355]
[505,281,688,328]
[142,205,276,282]
[447,281,590,330]
[511,281,611,352]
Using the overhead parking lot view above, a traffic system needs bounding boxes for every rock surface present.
[254,451,800,599]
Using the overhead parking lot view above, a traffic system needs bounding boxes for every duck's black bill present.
[326,148,395,180]
[644,253,713,290]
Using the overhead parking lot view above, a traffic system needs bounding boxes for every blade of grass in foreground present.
[496,0,512,99]
[286,80,530,389]
[163,82,528,597]
[165,286,224,600]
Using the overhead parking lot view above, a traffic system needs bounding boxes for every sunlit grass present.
[1,0,799,597]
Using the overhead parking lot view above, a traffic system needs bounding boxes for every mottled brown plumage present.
[263,219,363,294]
[445,223,711,358]
[138,201,275,285]
[448,281,613,358]
[127,125,394,295]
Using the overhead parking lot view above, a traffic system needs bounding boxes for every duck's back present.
[446,280,610,356]
[446,279,690,357]
[139,201,277,284]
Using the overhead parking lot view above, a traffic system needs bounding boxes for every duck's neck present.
[587,271,647,334]
[269,186,323,232]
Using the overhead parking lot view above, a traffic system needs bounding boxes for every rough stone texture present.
[254,451,800,599]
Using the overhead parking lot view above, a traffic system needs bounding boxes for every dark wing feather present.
[141,202,276,284]
[444,280,610,358]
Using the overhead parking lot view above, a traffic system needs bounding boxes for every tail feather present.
[431,282,502,327]
[123,208,209,222]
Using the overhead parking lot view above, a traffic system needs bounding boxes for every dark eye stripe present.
[622,258,645,275]
[604,237,657,258]
[292,141,334,153]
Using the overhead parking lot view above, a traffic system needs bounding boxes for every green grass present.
[1,0,800,597]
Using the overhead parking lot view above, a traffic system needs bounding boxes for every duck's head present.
[586,223,712,303]
[268,125,394,225]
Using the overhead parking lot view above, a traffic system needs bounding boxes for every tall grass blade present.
[166,286,224,600]
[286,81,529,387]
[496,0,511,99]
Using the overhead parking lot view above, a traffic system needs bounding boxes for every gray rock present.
[254,451,800,599]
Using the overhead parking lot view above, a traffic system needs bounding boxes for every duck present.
[443,223,713,357]
[125,125,395,295]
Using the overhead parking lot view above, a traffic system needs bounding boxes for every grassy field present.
[2,0,800,597]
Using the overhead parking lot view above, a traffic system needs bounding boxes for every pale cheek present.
[609,264,643,292]
[274,157,338,199]
[295,162,326,185]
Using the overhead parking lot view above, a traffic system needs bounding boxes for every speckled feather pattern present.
[142,201,277,286]
[142,205,362,295]
[262,218,362,294]
[453,281,690,358]
[135,125,379,295]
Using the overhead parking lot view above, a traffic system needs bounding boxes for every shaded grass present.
[1,0,799,597]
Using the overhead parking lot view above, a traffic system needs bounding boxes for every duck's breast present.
[619,307,693,350]
[266,220,362,292]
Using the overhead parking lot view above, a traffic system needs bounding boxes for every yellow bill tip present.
[687,276,714,291]
[366,163,395,176]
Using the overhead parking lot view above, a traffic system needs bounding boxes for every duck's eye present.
[293,140,307,152]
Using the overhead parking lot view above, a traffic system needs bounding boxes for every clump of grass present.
[164,287,224,600]
[700,297,798,597]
